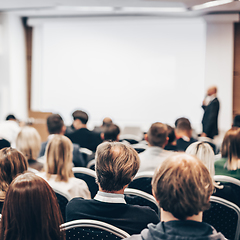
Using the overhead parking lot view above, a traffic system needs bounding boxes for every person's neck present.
[161,209,202,222]
[73,121,87,130]
[99,186,125,195]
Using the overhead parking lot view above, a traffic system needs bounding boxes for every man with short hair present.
[39,114,85,167]
[102,123,120,142]
[138,122,173,172]
[66,142,159,235]
[126,153,225,240]
[65,110,102,151]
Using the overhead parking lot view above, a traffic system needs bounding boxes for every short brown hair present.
[45,135,73,182]
[0,147,28,192]
[72,110,88,124]
[152,153,214,220]
[1,173,64,240]
[147,122,168,147]
[47,114,64,134]
[96,142,140,191]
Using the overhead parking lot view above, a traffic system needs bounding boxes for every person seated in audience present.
[232,114,240,128]
[0,173,65,240]
[65,110,102,152]
[38,135,90,199]
[138,122,173,172]
[0,138,10,150]
[101,123,120,142]
[39,113,85,167]
[93,117,113,133]
[0,147,28,212]
[215,127,240,180]
[66,142,159,235]
[164,124,177,151]
[126,153,225,240]
[175,117,197,151]
[0,114,21,147]
[186,141,240,207]
[16,126,43,171]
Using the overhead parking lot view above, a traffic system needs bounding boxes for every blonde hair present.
[186,141,215,177]
[45,135,73,182]
[16,126,41,160]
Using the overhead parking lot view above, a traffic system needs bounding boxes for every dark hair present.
[176,118,192,131]
[0,173,65,240]
[5,114,16,121]
[233,115,240,128]
[147,122,168,147]
[166,125,176,144]
[104,124,120,141]
[47,114,64,134]
[0,148,28,192]
[152,153,214,220]
[174,117,189,128]
[96,142,139,191]
[72,110,88,124]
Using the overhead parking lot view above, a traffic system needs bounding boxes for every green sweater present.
[214,158,240,180]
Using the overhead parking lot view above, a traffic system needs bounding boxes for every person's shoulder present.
[126,204,159,220]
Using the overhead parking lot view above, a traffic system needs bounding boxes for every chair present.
[203,196,240,240]
[124,188,160,217]
[79,148,95,164]
[86,159,96,171]
[72,167,98,198]
[128,171,154,195]
[61,219,130,240]
[52,188,71,222]
[131,142,148,153]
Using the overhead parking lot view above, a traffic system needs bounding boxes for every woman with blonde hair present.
[0,147,28,212]
[16,126,43,171]
[38,135,90,199]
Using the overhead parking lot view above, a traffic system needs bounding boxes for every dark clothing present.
[28,159,44,171]
[39,140,86,167]
[0,138,10,150]
[66,128,102,152]
[202,98,220,139]
[126,220,225,240]
[176,137,197,152]
[66,198,160,235]
[65,124,76,135]
[164,144,178,151]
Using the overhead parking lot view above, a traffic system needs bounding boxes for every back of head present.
[103,124,120,142]
[0,172,64,240]
[72,110,88,124]
[5,114,16,121]
[176,118,192,131]
[0,147,28,192]
[221,127,240,168]
[47,114,64,134]
[186,141,215,177]
[233,115,240,128]
[16,126,41,160]
[152,153,214,220]
[96,142,140,191]
[45,135,73,181]
[147,122,168,147]
[102,117,113,128]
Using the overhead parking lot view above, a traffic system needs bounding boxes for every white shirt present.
[94,191,126,204]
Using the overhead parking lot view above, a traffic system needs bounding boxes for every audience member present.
[0,138,10,150]
[65,110,102,152]
[164,124,177,151]
[16,126,43,171]
[0,173,65,240]
[201,86,220,138]
[66,142,159,235]
[39,113,85,167]
[93,117,113,133]
[175,117,197,151]
[0,114,21,147]
[138,122,173,172]
[0,147,28,212]
[38,135,90,199]
[102,123,120,142]
[215,127,240,179]
[232,114,240,128]
[126,153,225,240]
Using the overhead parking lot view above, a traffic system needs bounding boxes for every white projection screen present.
[30,16,206,131]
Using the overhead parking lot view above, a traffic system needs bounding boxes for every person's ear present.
[152,191,160,204]
[145,133,148,142]
[100,132,104,140]
[61,125,66,135]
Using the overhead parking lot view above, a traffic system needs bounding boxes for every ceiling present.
[1,0,240,17]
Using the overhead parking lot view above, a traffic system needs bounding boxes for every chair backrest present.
[124,188,160,217]
[52,188,71,222]
[79,148,95,164]
[214,175,240,186]
[61,219,130,240]
[128,171,154,195]
[72,167,98,198]
[86,159,96,171]
[203,196,240,240]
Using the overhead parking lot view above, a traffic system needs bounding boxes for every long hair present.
[0,173,65,240]
[45,135,73,182]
